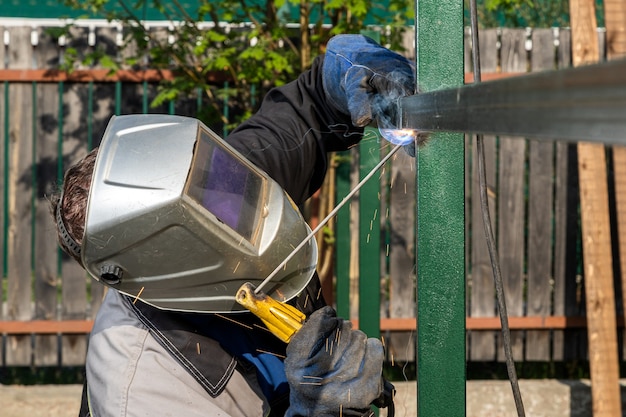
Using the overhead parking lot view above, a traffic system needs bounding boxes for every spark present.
[304,293,310,309]
[253,323,272,333]
[196,342,201,355]
[316,287,322,300]
[233,261,241,273]
[215,314,253,330]
[256,348,286,359]
[133,287,145,304]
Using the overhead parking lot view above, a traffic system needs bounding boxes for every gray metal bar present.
[400,58,626,144]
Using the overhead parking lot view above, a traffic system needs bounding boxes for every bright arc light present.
[379,128,418,146]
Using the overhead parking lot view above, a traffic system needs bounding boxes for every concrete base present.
[2,380,626,416]
[384,379,626,417]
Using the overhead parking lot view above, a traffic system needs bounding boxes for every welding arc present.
[254,143,404,295]
[469,0,525,416]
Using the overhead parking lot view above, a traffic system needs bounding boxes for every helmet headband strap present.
[56,195,82,259]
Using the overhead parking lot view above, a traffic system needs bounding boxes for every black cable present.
[468,1,526,416]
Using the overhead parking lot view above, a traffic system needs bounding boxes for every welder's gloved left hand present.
[322,34,415,129]
[284,306,384,417]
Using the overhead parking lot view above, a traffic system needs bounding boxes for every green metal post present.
[3,82,8,277]
[358,29,382,340]
[115,81,121,115]
[358,131,381,340]
[415,0,466,415]
[335,151,351,320]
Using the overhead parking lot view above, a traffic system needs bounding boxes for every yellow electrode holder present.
[235,282,306,343]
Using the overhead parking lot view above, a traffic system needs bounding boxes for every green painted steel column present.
[415,0,466,415]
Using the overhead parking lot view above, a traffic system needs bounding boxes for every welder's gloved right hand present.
[284,306,383,417]
[322,34,415,129]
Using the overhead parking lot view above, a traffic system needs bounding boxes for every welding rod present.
[254,143,403,295]
[400,57,626,144]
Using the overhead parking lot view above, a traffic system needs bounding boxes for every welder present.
[53,34,415,417]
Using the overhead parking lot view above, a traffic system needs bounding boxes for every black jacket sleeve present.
[225,56,363,206]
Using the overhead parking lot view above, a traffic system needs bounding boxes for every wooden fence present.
[0,23,620,367]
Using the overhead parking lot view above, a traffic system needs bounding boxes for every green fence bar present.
[415,0,466,415]
[335,151,351,320]
[358,29,382,340]
[358,131,382,340]
[3,81,9,277]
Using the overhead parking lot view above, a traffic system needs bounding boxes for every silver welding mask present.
[81,114,318,313]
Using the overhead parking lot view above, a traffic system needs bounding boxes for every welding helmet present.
[79,114,318,313]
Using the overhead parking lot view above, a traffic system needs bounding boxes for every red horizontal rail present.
[0,69,516,83]
[0,320,94,334]
[0,315,608,335]
[0,69,228,83]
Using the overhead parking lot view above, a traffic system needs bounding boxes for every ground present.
[2,380,626,416]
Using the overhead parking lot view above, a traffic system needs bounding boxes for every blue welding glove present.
[322,34,415,129]
[284,306,384,417]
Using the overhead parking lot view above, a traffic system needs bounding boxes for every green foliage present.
[468,0,570,28]
[57,0,413,128]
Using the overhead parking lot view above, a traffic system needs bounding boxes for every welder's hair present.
[50,147,99,265]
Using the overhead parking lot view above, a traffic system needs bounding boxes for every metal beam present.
[400,58,626,144]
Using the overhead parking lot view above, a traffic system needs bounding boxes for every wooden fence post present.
[605,0,626,363]
[570,0,622,415]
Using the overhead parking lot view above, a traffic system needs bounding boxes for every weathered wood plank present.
[58,26,92,365]
[468,28,499,362]
[552,27,588,361]
[60,82,90,366]
[496,28,528,362]
[526,139,554,361]
[388,150,416,362]
[6,26,35,366]
[525,28,556,361]
[33,26,62,366]
[0,26,6,364]
[469,135,497,361]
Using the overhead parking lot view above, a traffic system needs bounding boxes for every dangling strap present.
[56,195,82,259]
